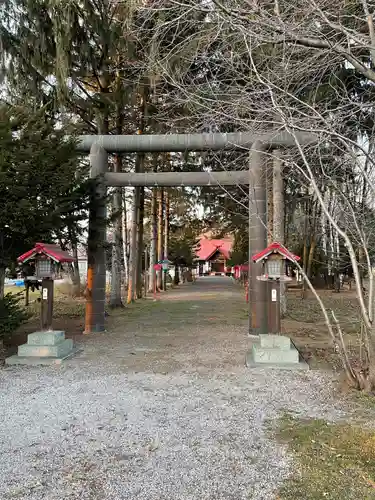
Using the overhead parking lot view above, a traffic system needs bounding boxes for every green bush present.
[0,293,29,340]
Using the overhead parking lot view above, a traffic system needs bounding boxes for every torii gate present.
[76,131,316,335]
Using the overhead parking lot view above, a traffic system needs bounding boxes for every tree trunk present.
[149,186,158,292]
[301,237,309,299]
[127,187,140,303]
[359,246,366,291]
[329,212,335,280]
[333,228,341,292]
[0,266,5,300]
[163,189,170,291]
[122,191,129,289]
[110,156,124,307]
[267,159,274,246]
[307,236,316,279]
[134,87,147,299]
[71,246,81,297]
[72,242,81,292]
[273,150,286,315]
[157,188,164,290]
[334,269,341,293]
[67,228,81,297]
[136,184,145,299]
[321,190,329,284]
[0,264,5,364]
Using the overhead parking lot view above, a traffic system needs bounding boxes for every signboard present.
[157,259,171,271]
[271,289,277,302]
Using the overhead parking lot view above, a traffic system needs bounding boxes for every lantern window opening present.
[36,258,54,278]
[266,258,283,277]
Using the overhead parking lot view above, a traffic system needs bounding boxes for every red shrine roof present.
[252,242,300,263]
[196,238,232,261]
[18,243,74,264]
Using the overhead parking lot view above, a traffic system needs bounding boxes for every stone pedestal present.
[246,334,309,370]
[6,331,77,366]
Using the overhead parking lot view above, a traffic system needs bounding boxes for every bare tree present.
[122,190,130,289]
[110,155,124,308]
[273,149,286,315]
[157,188,164,290]
[164,188,170,291]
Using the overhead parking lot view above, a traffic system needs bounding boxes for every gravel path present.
[0,277,351,499]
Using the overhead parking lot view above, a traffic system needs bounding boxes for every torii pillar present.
[248,142,268,336]
[84,144,108,334]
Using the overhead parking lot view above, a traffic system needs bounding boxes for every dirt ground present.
[65,277,250,375]
[6,279,365,374]
[5,278,249,372]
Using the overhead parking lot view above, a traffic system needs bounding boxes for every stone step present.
[6,349,79,366]
[18,339,74,358]
[246,350,309,371]
[27,331,65,346]
[259,334,291,350]
[252,344,299,364]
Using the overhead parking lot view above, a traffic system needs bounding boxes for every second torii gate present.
[77,131,315,335]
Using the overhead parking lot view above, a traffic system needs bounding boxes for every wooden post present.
[41,278,54,331]
[267,281,281,334]
[163,268,167,292]
[25,283,30,307]
[153,270,157,300]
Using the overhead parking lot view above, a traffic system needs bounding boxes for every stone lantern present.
[247,242,308,370]
[6,243,77,366]
[252,242,297,334]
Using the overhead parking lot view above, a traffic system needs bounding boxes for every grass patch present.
[287,294,360,332]
[276,414,375,499]
[354,392,375,411]
[110,298,248,331]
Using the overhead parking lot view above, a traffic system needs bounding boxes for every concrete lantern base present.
[246,334,309,371]
[5,330,78,366]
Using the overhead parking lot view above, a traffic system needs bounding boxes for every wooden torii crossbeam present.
[76,131,316,154]
[105,171,250,187]
[78,131,317,334]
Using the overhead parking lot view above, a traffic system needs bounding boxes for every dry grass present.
[5,284,85,318]
[284,289,365,372]
[275,414,375,499]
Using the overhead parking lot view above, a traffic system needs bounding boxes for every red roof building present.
[196,237,233,275]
